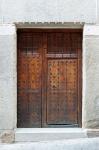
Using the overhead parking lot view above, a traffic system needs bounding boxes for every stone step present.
[15,128,87,142]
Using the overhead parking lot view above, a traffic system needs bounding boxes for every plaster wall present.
[0,24,99,143]
[83,25,99,128]
[0,0,97,24]
[0,0,99,143]
[0,24,17,130]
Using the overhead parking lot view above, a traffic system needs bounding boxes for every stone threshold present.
[15,128,87,142]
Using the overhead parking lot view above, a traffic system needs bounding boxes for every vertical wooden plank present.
[28,56,42,127]
[77,33,82,127]
[66,59,78,124]
[17,44,29,127]
[41,32,48,127]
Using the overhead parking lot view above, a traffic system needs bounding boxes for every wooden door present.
[17,30,82,128]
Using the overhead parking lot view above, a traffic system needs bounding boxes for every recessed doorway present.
[17,29,82,128]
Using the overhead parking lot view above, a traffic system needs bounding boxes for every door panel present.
[46,59,78,125]
[17,33,42,127]
[44,32,82,127]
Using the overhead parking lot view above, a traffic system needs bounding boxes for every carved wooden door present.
[17,30,82,128]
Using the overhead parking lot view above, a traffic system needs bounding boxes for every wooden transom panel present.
[17,30,82,128]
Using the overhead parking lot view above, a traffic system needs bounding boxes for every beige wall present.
[0,24,99,143]
[0,0,99,143]
[0,0,97,24]
[0,24,17,143]
[83,25,99,128]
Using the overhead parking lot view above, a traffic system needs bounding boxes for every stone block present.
[0,130,14,143]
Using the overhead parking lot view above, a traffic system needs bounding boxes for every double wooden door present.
[17,29,82,128]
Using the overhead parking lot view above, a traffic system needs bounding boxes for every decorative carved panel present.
[47,59,78,125]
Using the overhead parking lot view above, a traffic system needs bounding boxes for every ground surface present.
[0,138,99,150]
